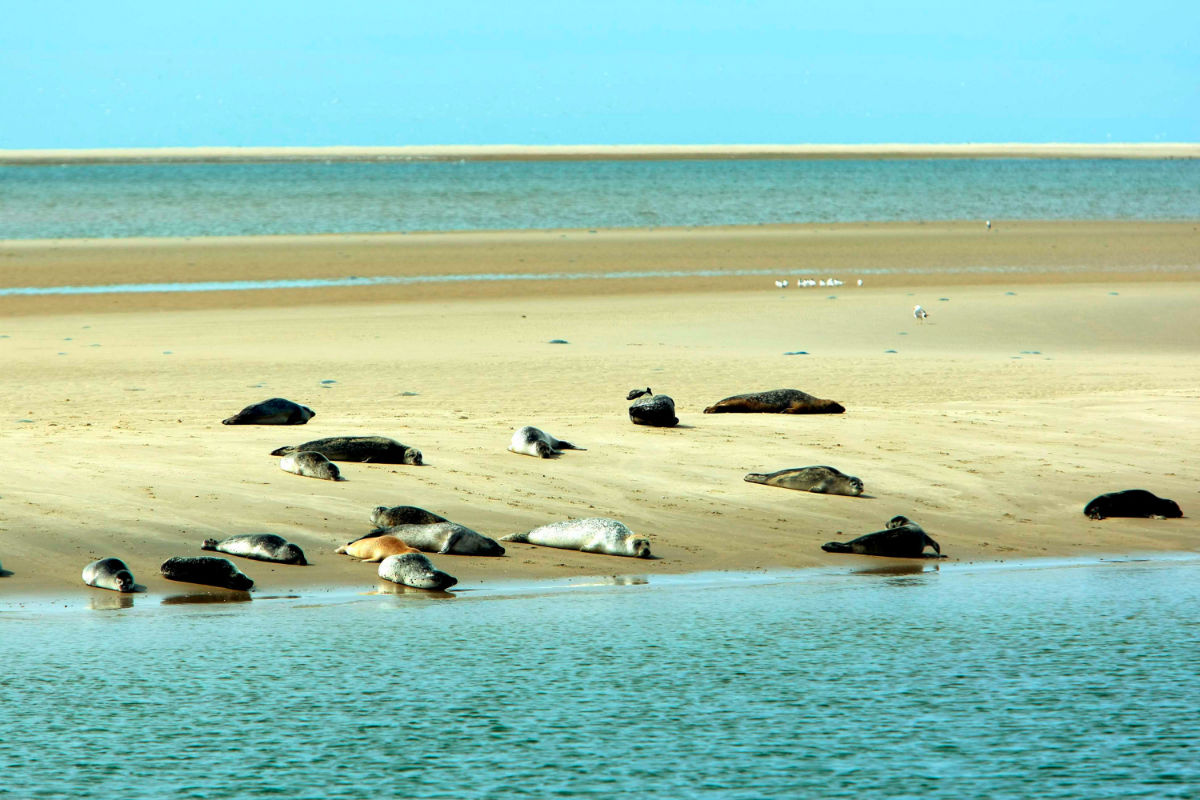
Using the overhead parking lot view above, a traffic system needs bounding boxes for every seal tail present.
[201,539,219,551]
[269,446,294,456]
[556,440,585,451]
[821,541,852,553]
[335,544,349,555]
[744,473,769,485]
[499,532,529,543]
[221,416,239,425]
[924,535,941,555]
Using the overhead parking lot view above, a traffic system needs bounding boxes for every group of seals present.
[501,518,652,559]
[223,397,315,426]
[351,522,506,557]
[1084,490,1182,520]
[745,465,863,496]
[508,426,584,458]
[822,516,942,558]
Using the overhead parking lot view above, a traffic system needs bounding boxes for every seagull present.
[857,279,863,286]
[914,305,929,322]
[986,219,992,230]
[774,279,789,288]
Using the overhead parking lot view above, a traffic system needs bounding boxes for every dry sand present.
[1,221,1197,603]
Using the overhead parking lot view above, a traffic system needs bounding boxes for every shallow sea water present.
[3,559,1197,799]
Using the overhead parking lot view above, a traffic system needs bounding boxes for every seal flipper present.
[270,445,293,456]
[821,541,852,553]
[555,440,585,451]
[499,532,529,543]
[924,534,941,556]
[744,473,769,485]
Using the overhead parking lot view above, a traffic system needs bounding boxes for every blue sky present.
[1,1,1196,148]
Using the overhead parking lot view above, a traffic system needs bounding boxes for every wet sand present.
[1,221,1197,601]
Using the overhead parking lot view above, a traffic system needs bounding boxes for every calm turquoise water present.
[3,158,1199,239]
[3,559,1197,799]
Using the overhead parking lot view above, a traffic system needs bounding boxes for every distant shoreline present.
[3,143,1199,165]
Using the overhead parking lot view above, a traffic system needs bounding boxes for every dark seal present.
[1083,490,1183,520]
[370,505,450,528]
[160,556,254,590]
[626,387,653,400]
[270,436,423,465]
[222,397,314,426]
[822,516,942,558]
[703,388,845,414]
[629,394,678,427]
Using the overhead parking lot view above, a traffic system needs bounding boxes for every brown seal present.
[703,389,845,414]
[336,535,421,562]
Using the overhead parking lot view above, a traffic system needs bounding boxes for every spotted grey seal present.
[821,516,941,558]
[160,556,254,590]
[369,505,449,528]
[336,535,420,562]
[270,436,423,465]
[357,522,506,557]
[280,451,343,481]
[222,397,314,426]
[744,465,863,496]
[629,394,678,427]
[703,389,845,415]
[508,426,584,458]
[377,552,458,591]
[1083,490,1183,520]
[201,533,307,565]
[82,557,136,593]
[501,518,651,558]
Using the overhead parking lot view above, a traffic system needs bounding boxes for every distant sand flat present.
[3,143,1200,165]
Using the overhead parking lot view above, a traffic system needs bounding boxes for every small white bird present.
[857,279,863,286]
[774,279,789,289]
[914,304,929,322]
[986,219,992,230]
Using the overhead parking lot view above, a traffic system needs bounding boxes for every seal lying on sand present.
[82,557,136,592]
[202,533,307,565]
[160,556,254,590]
[822,515,942,558]
[508,426,584,458]
[629,394,678,427]
[744,465,863,496]
[222,397,314,426]
[280,451,343,481]
[355,522,506,557]
[1083,489,1183,520]
[336,535,420,562]
[703,389,845,414]
[271,436,423,465]
[502,518,651,558]
[370,505,449,528]
[378,552,458,590]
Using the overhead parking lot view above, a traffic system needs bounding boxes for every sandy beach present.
[1,221,1197,601]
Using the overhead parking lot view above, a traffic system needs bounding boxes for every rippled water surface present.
[3,158,1199,239]
[3,560,1197,799]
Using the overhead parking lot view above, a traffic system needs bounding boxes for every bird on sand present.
[914,305,929,322]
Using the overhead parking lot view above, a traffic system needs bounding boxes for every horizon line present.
[3,142,1199,165]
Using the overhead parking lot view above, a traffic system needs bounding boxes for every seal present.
[626,387,653,400]
[629,394,678,427]
[279,451,343,481]
[821,516,941,558]
[744,465,863,496]
[270,436,423,465]
[222,397,315,426]
[201,533,308,565]
[82,557,136,592]
[501,518,651,558]
[369,505,449,528]
[361,522,506,557]
[160,556,254,590]
[336,535,420,562]
[703,389,845,415]
[1083,490,1183,520]
[508,426,584,458]
[377,552,458,590]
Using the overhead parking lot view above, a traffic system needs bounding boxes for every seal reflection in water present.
[202,533,307,565]
[82,557,136,592]
[221,397,314,425]
[703,388,845,414]
[377,552,458,591]
[822,516,942,558]
[160,556,254,590]
[270,436,423,465]
[1083,489,1183,520]
[508,426,584,458]
[744,465,863,496]
[502,518,652,558]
